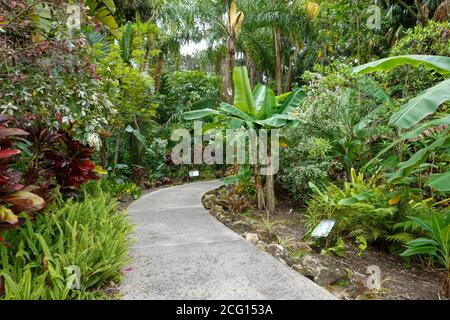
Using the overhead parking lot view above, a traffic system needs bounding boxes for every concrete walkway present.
[120,180,335,300]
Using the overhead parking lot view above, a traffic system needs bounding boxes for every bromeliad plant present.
[0,116,46,230]
[184,66,304,213]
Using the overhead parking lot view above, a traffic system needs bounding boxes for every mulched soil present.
[203,186,446,300]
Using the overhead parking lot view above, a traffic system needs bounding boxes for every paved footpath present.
[120,180,336,300]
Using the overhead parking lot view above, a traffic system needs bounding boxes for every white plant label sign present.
[189,170,200,177]
[311,220,336,238]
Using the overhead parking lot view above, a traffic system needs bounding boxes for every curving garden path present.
[120,180,335,300]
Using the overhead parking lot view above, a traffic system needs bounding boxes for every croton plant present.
[0,116,46,230]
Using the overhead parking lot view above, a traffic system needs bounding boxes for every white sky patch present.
[180,40,209,56]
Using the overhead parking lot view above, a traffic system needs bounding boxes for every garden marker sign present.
[311,220,336,238]
[189,170,200,178]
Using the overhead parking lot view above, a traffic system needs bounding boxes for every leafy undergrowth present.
[204,186,443,300]
[0,185,134,300]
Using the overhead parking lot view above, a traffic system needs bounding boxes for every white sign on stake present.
[311,220,336,238]
[189,170,200,177]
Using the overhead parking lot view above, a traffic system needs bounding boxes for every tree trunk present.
[246,54,257,88]
[227,33,236,103]
[273,0,283,95]
[113,133,121,174]
[100,136,108,169]
[155,54,164,92]
[273,27,283,95]
[254,164,266,211]
[265,138,276,214]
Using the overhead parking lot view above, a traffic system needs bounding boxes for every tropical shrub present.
[0,116,46,229]
[305,169,400,246]
[0,186,134,300]
[385,21,450,98]
[278,129,342,202]
[0,3,115,149]
[400,212,450,298]
[355,55,450,194]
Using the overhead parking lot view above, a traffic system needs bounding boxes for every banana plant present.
[85,0,121,39]
[184,66,304,212]
[400,212,450,298]
[354,55,450,192]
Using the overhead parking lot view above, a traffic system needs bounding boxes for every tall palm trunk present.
[272,0,283,95]
[273,28,283,95]
[226,33,236,103]
[155,53,164,92]
[246,54,257,88]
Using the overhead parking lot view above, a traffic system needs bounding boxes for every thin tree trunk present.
[246,54,257,88]
[113,133,121,174]
[155,54,164,92]
[265,137,276,214]
[254,164,266,211]
[227,33,236,103]
[272,0,283,95]
[100,136,108,169]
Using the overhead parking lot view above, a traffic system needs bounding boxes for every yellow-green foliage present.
[305,169,397,243]
[0,187,134,300]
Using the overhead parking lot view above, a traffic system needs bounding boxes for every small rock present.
[245,233,259,244]
[267,243,287,260]
[230,220,249,228]
[210,205,226,217]
[203,194,215,209]
[295,254,349,286]
[256,241,267,250]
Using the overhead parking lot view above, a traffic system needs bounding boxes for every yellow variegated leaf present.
[0,206,18,225]
[389,196,401,205]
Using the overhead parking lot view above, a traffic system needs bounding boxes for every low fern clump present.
[0,188,134,300]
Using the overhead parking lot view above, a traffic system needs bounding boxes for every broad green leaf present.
[407,216,433,234]
[183,109,222,120]
[400,115,450,140]
[233,67,256,115]
[257,89,276,120]
[308,182,323,196]
[338,191,374,206]
[361,115,450,171]
[219,102,255,122]
[406,238,438,247]
[255,114,298,128]
[226,118,245,129]
[278,89,305,115]
[400,245,437,257]
[357,76,393,103]
[353,55,450,76]
[120,22,133,63]
[389,79,450,129]
[202,123,225,134]
[388,134,450,183]
[425,172,450,192]
[253,84,267,112]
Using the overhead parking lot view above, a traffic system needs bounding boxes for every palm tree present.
[242,0,316,94]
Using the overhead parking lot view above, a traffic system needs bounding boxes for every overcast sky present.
[180,40,209,56]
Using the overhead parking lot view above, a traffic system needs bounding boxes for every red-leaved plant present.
[44,131,99,189]
[0,115,46,230]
